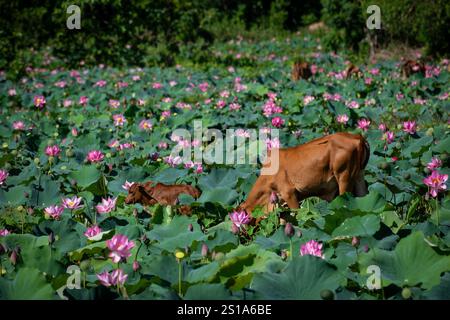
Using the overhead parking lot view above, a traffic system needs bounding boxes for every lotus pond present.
[0,33,449,300]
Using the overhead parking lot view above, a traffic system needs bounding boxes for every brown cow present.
[239,132,370,217]
[345,63,363,79]
[125,181,201,215]
[401,60,425,78]
[291,60,312,81]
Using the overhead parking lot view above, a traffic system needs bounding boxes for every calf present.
[125,181,201,214]
[239,132,370,216]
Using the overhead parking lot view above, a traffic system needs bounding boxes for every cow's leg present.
[353,171,368,197]
[280,188,299,209]
[336,172,354,195]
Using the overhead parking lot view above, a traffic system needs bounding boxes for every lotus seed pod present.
[34,158,40,165]
[11,150,18,156]
[425,128,433,136]
[402,288,411,299]
[213,252,224,260]
[320,289,334,300]
[65,149,74,157]
[2,143,9,149]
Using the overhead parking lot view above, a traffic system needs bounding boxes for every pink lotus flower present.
[423,171,448,198]
[164,155,182,167]
[266,137,281,150]
[235,129,251,138]
[12,121,26,131]
[106,234,135,263]
[357,119,371,131]
[169,81,177,87]
[272,117,285,128]
[403,121,417,135]
[369,68,380,75]
[396,93,404,101]
[122,180,135,191]
[152,82,162,89]
[62,196,83,210]
[427,157,442,170]
[109,99,120,108]
[55,81,66,88]
[229,103,241,111]
[347,100,360,109]
[71,128,78,136]
[132,75,141,81]
[378,123,387,132]
[95,80,107,87]
[79,96,89,105]
[364,78,372,85]
[63,99,73,107]
[45,145,61,157]
[198,82,209,92]
[216,100,226,109]
[34,95,46,109]
[97,269,128,287]
[229,210,251,229]
[336,114,349,124]
[300,240,324,258]
[303,95,315,106]
[0,170,8,185]
[113,114,127,127]
[161,110,171,119]
[96,197,117,214]
[44,205,64,220]
[8,88,16,96]
[108,140,120,148]
[87,150,104,163]
[84,225,102,238]
[382,131,395,144]
[0,229,10,237]
[158,142,168,149]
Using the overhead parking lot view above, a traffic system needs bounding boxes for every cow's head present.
[124,183,156,205]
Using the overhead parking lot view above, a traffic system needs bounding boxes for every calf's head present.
[124,183,156,205]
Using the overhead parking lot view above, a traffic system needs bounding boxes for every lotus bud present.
[296,229,302,238]
[10,248,19,265]
[133,260,140,272]
[351,236,360,247]
[363,245,369,253]
[27,207,34,215]
[269,191,278,204]
[231,223,239,234]
[107,163,113,172]
[133,208,138,217]
[188,224,193,232]
[201,243,209,257]
[48,232,55,245]
[284,223,294,238]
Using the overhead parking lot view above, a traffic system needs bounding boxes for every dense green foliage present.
[3,0,449,80]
